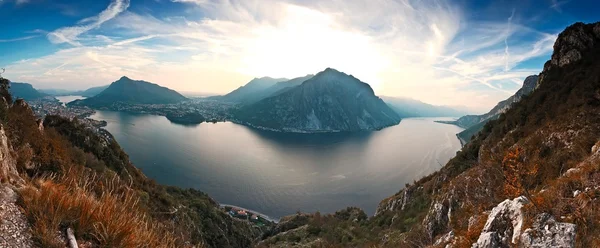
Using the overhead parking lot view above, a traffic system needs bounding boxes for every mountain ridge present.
[72,76,187,107]
[382,96,471,118]
[211,76,289,103]
[235,68,401,132]
[8,82,48,101]
[438,74,539,144]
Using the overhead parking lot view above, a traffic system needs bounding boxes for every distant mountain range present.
[234,68,401,132]
[209,76,289,103]
[382,96,471,118]
[40,85,109,97]
[71,76,187,107]
[9,82,48,101]
[78,85,109,97]
[438,75,539,144]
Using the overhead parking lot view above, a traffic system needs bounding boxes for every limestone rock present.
[549,22,600,69]
[472,196,528,248]
[520,213,576,248]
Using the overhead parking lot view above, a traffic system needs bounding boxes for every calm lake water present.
[55,95,86,105]
[87,110,463,219]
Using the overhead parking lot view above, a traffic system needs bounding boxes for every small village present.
[222,205,274,227]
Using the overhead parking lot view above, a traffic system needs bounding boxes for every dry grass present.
[19,167,182,248]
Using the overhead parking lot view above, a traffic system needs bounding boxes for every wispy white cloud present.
[6,0,557,111]
[0,35,38,42]
[47,0,130,46]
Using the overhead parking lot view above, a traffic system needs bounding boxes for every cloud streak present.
[47,0,130,46]
[0,35,38,42]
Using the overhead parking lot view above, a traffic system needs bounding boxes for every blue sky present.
[1,0,598,111]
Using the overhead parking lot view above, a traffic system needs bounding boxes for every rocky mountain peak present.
[547,22,600,69]
[309,68,374,95]
[118,76,132,81]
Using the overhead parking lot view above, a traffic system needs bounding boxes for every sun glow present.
[239,5,388,90]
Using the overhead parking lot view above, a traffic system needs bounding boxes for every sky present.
[1,0,598,112]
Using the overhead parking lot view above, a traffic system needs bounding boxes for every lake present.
[55,95,86,106]
[88,110,463,219]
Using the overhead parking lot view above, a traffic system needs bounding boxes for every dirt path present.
[0,185,34,248]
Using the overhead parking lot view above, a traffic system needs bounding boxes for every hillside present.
[382,96,470,118]
[211,77,288,103]
[39,88,76,96]
[39,85,108,97]
[78,85,109,97]
[72,77,186,107]
[240,75,314,104]
[439,75,539,144]
[0,77,267,247]
[258,21,600,247]
[9,82,47,101]
[235,68,401,132]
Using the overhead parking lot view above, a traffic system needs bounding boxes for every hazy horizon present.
[2,0,598,112]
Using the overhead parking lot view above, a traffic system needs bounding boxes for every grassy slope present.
[0,86,267,247]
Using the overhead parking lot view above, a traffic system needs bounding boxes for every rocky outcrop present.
[375,186,420,215]
[549,22,600,68]
[473,196,528,248]
[423,200,451,240]
[540,22,600,87]
[520,213,576,248]
[0,125,19,184]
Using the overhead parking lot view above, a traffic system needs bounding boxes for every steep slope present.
[440,75,539,143]
[39,88,76,96]
[0,77,267,247]
[374,21,600,247]
[39,85,108,97]
[9,82,47,101]
[382,96,471,118]
[213,77,288,103]
[261,21,600,248]
[78,85,109,97]
[236,68,401,132]
[72,76,187,107]
[241,75,314,104]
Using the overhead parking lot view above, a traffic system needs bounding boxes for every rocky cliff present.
[236,68,401,132]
